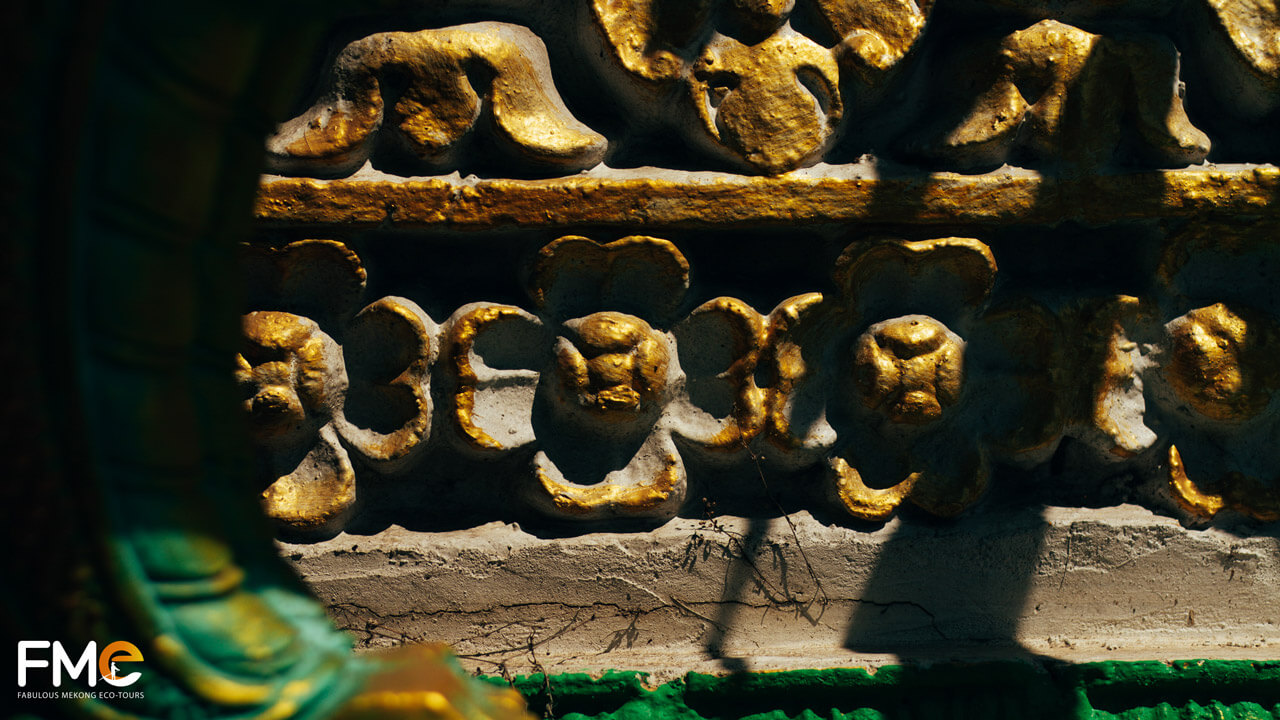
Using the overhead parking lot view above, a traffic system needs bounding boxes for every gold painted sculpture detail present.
[267,23,606,177]
[259,1,1280,178]
[1077,228,1280,522]
[919,20,1210,170]
[690,29,843,174]
[590,0,931,173]
[1165,303,1274,423]
[853,315,964,427]
[237,227,1280,531]
[1160,301,1280,521]
[243,0,1280,531]
[589,0,933,86]
[441,235,766,520]
[239,311,356,533]
[238,240,435,535]
[556,312,670,418]
[762,238,1063,521]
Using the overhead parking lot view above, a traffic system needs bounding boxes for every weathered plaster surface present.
[284,504,1279,682]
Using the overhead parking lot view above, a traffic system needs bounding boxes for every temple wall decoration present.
[237,225,1280,534]
[13,0,1280,718]
[238,9,1280,690]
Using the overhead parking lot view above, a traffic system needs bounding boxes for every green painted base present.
[486,661,1280,719]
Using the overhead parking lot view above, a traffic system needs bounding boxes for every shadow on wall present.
[696,503,1051,670]
[841,506,1049,657]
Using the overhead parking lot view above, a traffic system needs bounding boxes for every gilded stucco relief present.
[267,24,607,177]
[14,0,1280,718]
[588,0,928,172]
[1074,227,1280,522]
[761,238,1063,521]
[235,227,1280,532]
[440,236,766,520]
[916,20,1211,169]
[238,239,435,534]
[233,0,1280,712]
[265,2,1280,177]
[245,0,1280,534]
[243,5,1280,537]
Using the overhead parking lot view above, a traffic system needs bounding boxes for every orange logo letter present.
[99,641,143,687]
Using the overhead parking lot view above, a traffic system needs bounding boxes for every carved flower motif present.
[763,237,1062,521]
[443,235,765,521]
[238,239,435,535]
[1163,303,1280,521]
[238,311,355,533]
[555,312,671,419]
[853,315,965,426]
[1080,227,1280,522]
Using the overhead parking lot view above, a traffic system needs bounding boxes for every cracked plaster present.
[283,504,1280,682]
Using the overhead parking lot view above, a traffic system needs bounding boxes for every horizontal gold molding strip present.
[255,165,1280,229]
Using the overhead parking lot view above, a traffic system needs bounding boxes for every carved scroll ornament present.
[917,20,1210,170]
[590,0,930,173]
[262,1,1280,179]
[238,0,1280,539]
[267,23,606,177]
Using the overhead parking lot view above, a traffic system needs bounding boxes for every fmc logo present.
[17,641,144,688]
